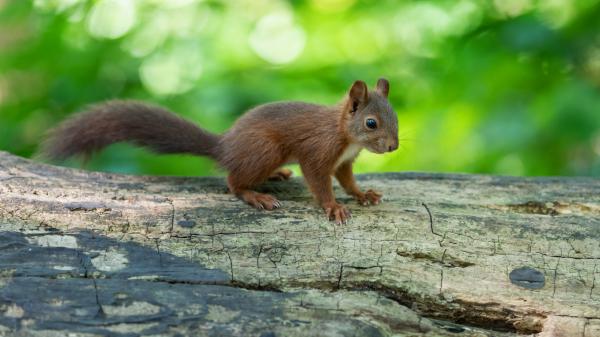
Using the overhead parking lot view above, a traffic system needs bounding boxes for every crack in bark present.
[283,279,545,334]
[165,197,175,236]
[154,238,163,267]
[226,250,234,282]
[92,278,106,319]
[345,265,383,276]
[171,230,276,238]
[439,249,446,294]
[256,244,263,268]
[421,202,440,237]
[554,314,600,319]
[439,269,444,295]
[422,202,446,249]
[396,249,474,268]
[553,256,561,297]
[336,264,344,290]
[5,274,278,294]
[590,263,597,299]
[76,250,106,319]
[537,252,600,261]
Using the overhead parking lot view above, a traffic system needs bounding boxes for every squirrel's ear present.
[349,80,368,113]
[376,78,389,98]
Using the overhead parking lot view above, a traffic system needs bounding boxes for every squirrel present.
[42,79,398,224]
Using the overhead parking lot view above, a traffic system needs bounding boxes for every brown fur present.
[42,79,398,223]
[42,101,220,160]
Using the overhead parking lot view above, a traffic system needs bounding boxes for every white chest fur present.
[334,144,362,169]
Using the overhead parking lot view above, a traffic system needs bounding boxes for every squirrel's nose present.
[387,139,398,152]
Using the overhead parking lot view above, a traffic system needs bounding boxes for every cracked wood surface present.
[0,151,599,337]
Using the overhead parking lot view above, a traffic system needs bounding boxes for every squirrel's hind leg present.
[224,141,286,209]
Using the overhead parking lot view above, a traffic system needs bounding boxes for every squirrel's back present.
[224,101,339,144]
[42,100,220,161]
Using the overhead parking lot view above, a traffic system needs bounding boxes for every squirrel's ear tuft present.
[349,80,368,113]
[376,78,389,98]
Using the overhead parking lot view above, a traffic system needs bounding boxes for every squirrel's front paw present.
[323,202,351,224]
[356,189,382,206]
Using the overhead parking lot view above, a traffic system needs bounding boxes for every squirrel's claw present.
[357,189,382,206]
[324,203,351,224]
[243,192,281,211]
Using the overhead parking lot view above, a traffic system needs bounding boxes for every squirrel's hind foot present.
[239,190,281,210]
[268,168,293,181]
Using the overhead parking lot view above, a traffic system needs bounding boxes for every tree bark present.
[0,151,599,336]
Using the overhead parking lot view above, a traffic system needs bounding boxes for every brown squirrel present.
[43,79,398,223]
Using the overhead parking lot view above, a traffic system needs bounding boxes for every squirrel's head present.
[345,78,398,154]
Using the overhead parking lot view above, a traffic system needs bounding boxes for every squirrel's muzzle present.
[387,138,399,152]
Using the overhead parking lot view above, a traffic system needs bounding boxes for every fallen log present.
[0,151,598,336]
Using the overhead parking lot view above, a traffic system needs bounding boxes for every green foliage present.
[1,0,599,176]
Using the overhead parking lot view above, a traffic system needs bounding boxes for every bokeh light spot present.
[249,11,306,65]
[493,0,533,17]
[394,3,451,57]
[123,16,168,57]
[139,47,203,96]
[538,0,575,27]
[87,0,136,39]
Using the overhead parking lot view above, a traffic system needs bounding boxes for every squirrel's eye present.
[366,118,377,129]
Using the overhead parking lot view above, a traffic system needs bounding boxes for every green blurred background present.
[1,0,599,177]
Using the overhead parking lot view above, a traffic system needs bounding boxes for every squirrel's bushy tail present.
[42,100,220,161]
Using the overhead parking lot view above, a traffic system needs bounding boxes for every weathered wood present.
[0,151,599,336]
